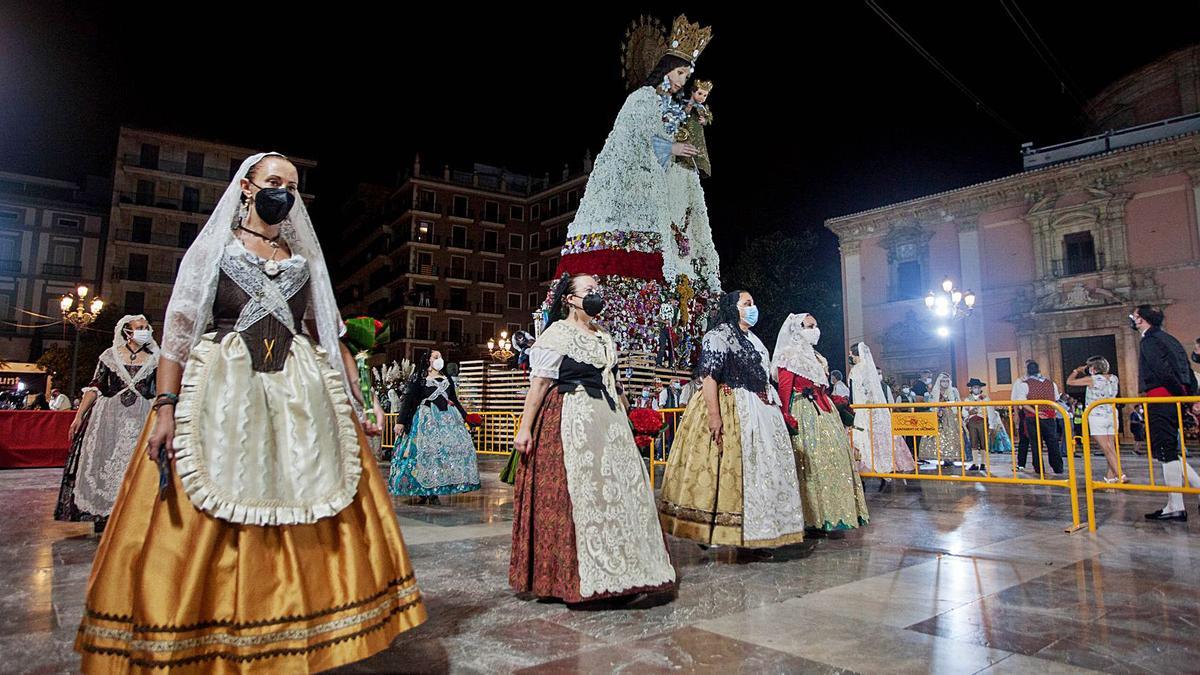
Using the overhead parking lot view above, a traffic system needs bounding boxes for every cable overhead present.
[865,0,1026,139]
[1000,0,1085,108]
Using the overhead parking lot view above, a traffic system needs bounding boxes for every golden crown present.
[694,80,714,93]
[663,15,713,63]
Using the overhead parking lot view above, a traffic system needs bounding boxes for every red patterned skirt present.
[508,389,673,602]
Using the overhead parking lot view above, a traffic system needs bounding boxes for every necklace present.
[237,225,284,277]
[125,343,148,363]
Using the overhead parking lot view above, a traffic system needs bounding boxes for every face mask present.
[672,383,681,390]
[800,326,820,345]
[901,387,911,394]
[575,292,604,317]
[1128,314,1140,332]
[431,358,445,372]
[970,388,981,395]
[924,377,932,384]
[742,305,759,327]
[250,183,296,225]
[129,328,153,345]
[641,390,651,398]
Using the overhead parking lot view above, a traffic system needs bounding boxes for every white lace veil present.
[852,342,887,404]
[929,371,958,402]
[160,152,349,387]
[771,312,828,386]
[111,314,160,352]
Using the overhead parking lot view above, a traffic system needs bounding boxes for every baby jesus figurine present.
[678,79,714,178]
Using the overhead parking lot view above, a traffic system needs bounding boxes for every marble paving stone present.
[975,653,1099,674]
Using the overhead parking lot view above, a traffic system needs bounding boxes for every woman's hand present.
[68,415,83,441]
[146,409,175,460]
[708,417,724,447]
[360,399,386,437]
[514,427,533,455]
[672,142,700,158]
[395,424,406,437]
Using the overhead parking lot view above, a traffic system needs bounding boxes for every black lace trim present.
[697,326,769,395]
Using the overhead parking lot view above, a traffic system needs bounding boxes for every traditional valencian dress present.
[771,315,869,532]
[54,316,158,527]
[509,320,675,602]
[919,379,964,462]
[75,153,425,672]
[658,322,806,547]
[388,374,480,497]
[848,342,916,475]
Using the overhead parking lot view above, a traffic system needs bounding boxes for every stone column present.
[841,239,864,349]
[957,218,988,386]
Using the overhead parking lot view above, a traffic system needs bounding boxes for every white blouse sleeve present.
[528,346,564,380]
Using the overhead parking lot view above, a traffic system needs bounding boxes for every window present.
[509,205,524,221]
[449,255,466,279]
[548,196,559,216]
[128,253,149,281]
[186,151,205,177]
[529,232,539,251]
[418,189,437,212]
[548,227,560,246]
[55,217,80,230]
[481,259,498,283]
[509,233,524,250]
[416,252,434,274]
[0,234,17,260]
[52,242,79,266]
[179,222,198,247]
[508,263,522,280]
[448,287,468,311]
[415,220,434,243]
[182,187,200,212]
[131,216,152,244]
[567,190,579,211]
[1063,231,1097,276]
[139,143,159,170]
[481,321,495,341]
[507,323,521,336]
[451,225,468,249]
[529,262,539,280]
[995,357,1012,386]
[484,201,499,222]
[124,290,145,314]
[414,315,431,340]
[482,290,497,312]
[0,293,11,320]
[448,317,464,342]
[507,293,522,310]
[0,208,20,223]
[452,195,469,218]
[483,230,499,253]
[528,292,539,311]
[530,204,541,221]
[895,260,923,300]
[135,180,155,206]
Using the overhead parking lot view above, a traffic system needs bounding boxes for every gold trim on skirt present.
[75,410,427,673]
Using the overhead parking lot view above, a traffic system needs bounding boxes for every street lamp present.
[486,330,514,363]
[60,285,104,397]
[924,276,976,384]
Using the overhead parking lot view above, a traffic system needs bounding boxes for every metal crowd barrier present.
[852,400,1083,533]
[1081,395,1200,531]
[647,407,686,489]
[380,410,520,456]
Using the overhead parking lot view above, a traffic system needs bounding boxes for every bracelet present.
[156,393,180,404]
[152,399,176,411]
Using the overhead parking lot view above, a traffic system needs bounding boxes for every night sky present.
[4,2,1198,269]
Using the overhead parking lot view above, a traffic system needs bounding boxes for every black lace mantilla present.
[696,324,769,395]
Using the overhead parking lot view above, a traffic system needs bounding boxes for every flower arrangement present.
[630,407,666,435]
[465,412,484,427]
[343,316,390,425]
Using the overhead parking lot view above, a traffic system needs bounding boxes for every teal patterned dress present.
[389,376,481,496]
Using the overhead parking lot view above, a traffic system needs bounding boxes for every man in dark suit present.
[1133,305,1200,521]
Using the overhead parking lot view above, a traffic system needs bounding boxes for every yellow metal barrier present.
[647,407,686,489]
[380,410,520,455]
[1081,395,1200,531]
[853,400,1083,533]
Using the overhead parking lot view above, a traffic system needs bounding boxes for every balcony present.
[42,263,82,278]
[114,228,191,248]
[413,201,441,215]
[112,268,176,285]
[118,191,217,215]
[408,328,434,342]
[476,303,503,316]
[479,242,507,256]
[445,267,473,282]
[448,208,475,221]
[477,271,505,285]
[0,259,21,274]
[122,154,235,182]
[1051,252,1106,278]
[446,238,475,252]
[442,331,473,345]
[480,212,508,226]
[441,298,471,313]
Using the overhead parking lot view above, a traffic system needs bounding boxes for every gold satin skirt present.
[75,409,427,673]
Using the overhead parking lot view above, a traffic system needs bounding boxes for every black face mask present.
[576,292,604,317]
[250,183,296,225]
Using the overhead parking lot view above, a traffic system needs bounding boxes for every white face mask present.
[128,328,152,345]
[431,358,445,372]
[799,327,820,345]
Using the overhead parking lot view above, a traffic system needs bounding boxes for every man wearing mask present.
[963,378,990,471]
[911,369,934,401]
[1011,360,1064,475]
[48,388,72,411]
[658,380,683,410]
[1132,305,1200,521]
[634,386,658,410]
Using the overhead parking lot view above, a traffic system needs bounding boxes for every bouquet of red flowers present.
[464,413,484,427]
[629,408,666,454]
[830,395,856,428]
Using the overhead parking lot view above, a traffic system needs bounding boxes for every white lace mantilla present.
[540,321,676,596]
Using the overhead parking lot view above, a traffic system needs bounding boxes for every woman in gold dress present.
[75,153,426,672]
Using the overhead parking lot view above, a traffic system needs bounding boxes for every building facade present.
[336,155,590,363]
[104,127,316,325]
[0,171,110,364]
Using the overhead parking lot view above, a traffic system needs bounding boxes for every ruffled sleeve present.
[696,328,729,384]
[528,346,564,381]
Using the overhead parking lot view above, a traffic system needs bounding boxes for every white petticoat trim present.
[171,333,362,526]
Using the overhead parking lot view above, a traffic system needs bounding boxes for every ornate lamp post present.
[486,330,515,363]
[924,276,976,384]
[60,285,104,396]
